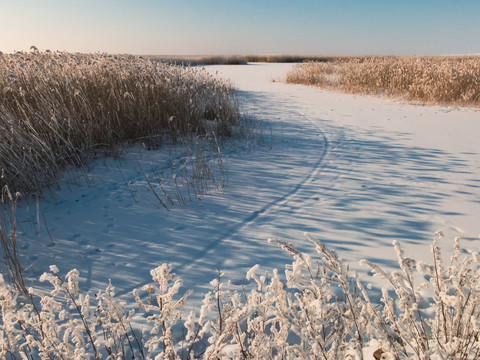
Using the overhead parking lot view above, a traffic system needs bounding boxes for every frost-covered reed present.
[286,56,480,107]
[1,232,479,359]
[0,51,239,195]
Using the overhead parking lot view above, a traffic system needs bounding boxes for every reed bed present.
[286,56,480,107]
[0,51,239,195]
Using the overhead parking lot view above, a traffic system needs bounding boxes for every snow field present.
[4,62,480,358]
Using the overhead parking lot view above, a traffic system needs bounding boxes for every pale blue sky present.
[1,0,479,55]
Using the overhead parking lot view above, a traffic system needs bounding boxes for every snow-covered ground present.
[15,63,480,308]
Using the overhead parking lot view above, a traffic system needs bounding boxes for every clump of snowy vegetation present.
[286,56,480,107]
[0,50,239,195]
[1,232,479,359]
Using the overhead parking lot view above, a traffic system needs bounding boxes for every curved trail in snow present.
[185,111,330,271]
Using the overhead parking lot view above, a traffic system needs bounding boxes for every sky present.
[1,0,479,56]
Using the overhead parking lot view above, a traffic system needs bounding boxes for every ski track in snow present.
[184,107,330,271]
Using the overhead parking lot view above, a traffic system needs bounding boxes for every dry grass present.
[286,56,480,107]
[0,51,239,195]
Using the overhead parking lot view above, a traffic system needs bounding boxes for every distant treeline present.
[145,55,366,65]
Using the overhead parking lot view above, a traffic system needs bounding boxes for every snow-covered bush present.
[1,232,479,359]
